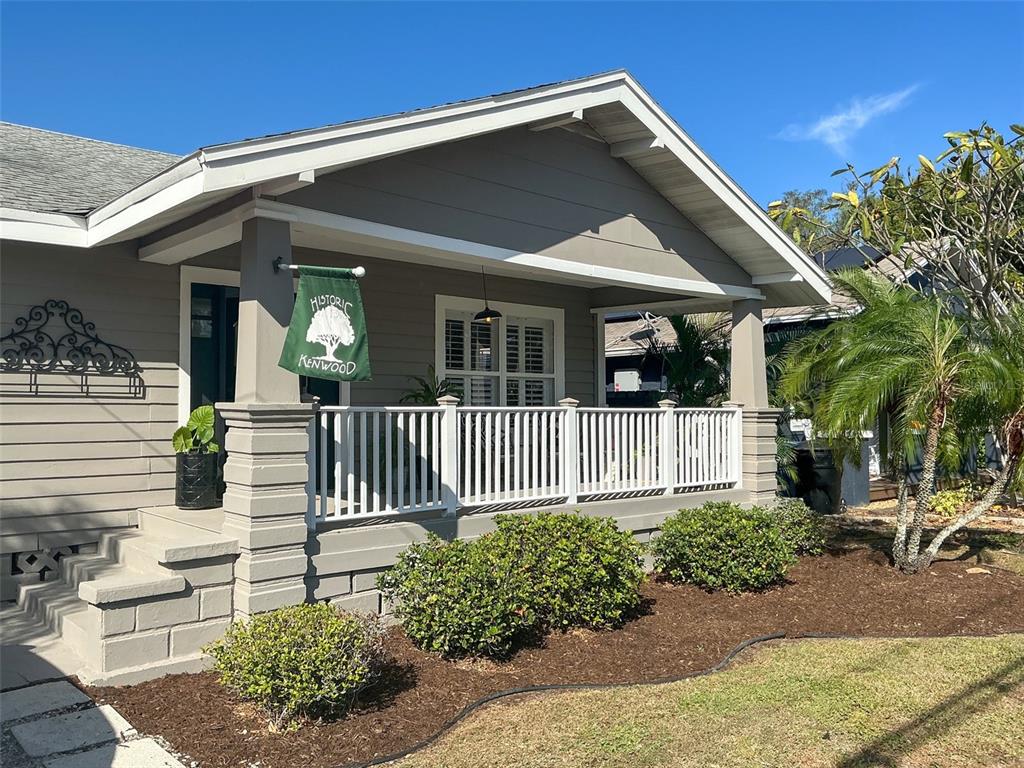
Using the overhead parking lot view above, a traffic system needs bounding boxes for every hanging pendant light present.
[474,267,502,324]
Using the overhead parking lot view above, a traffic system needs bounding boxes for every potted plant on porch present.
[173,404,220,509]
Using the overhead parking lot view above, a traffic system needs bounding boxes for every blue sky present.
[2,1,1021,205]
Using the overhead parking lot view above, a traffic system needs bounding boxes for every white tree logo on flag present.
[306,304,355,361]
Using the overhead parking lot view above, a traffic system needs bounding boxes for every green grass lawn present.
[400,635,1024,768]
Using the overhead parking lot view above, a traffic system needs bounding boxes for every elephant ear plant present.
[173,405,221,509]
[173,405,219,454]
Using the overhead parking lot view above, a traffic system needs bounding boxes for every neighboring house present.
[603,248,867,405]
[0,71,830,683]
[604,312,674,405]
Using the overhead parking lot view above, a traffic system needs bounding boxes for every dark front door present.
[190,283,239,411]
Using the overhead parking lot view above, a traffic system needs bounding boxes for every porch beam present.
[138,199,296,265]
[589,297,732,315]
[263,200,766,301]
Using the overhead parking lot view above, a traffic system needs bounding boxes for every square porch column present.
[216,216,317,617]
[729,298,780,505]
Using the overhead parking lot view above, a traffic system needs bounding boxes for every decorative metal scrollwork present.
[1,299,140,376]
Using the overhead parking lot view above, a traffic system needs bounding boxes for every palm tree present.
[780,269,1015,573]
[658,314,730,407]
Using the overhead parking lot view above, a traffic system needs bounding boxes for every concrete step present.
[138,505,225,541]
[60,551,130,590]
[78,571,185,605]
[16,530,188,667]
[17,578,91,639]
[120,528,238,568]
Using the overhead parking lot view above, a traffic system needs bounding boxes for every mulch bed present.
[84,548,1024,768]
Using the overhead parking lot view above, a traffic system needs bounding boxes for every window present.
[436,295,564,406]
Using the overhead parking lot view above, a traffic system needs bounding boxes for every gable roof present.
[0,71,831,306]
[0,122,179,215]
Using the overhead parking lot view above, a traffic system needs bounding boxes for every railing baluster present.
[372,412,381,513]
[396,413,405,510]
[359,412,368,515]
[319,411,328,521]
[346,410,355,517]
[420,412,429,506]
[385,413,393,511]
[484,411,493,503]
[538,411,547,495]
[513,412,521,499]
[432,411,440,505]
[333,412,342,519]
[473,415,481,505]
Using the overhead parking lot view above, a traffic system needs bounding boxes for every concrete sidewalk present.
[1,680,187,768]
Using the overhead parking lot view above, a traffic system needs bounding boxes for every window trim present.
[434,294,565,406]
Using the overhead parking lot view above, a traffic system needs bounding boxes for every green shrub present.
[489,512,644,630]
[764,497,827,555]
[928,484,977,518]
[651,502,796,592]
[205,603,385,729]
[377,534,535,659]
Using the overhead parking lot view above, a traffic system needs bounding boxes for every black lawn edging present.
[335,628,1024,768]
[336,631,789,768]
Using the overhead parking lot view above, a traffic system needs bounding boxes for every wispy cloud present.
[779,85,920,155]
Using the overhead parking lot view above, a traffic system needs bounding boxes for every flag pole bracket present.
[273,258,365,278]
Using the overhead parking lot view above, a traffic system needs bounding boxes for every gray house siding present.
[281,126,753,287]
[0,241,179,554]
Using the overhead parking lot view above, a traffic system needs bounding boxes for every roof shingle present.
[0,122,180,215]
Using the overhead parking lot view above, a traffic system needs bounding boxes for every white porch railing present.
[307,402,741,526]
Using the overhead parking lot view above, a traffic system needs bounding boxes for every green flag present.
[278,266,372,381]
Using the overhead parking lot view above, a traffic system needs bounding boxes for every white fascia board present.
[86,165,205,247]
[200,73,627,162]
[197,84,625,193]
[0,208,88,247]
[257,199,764,301]
[614,77,833,305]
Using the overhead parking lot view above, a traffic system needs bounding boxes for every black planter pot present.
[175,452,219,509]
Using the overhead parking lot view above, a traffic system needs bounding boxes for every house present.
[603,312,675,405]
[0,71,831,685]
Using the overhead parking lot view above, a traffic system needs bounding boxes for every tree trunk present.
[831,458,845,516]
[916,414,1024,570]
[892,468,911,567]
[902,405,945,570]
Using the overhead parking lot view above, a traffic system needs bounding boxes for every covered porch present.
[163,205,782,614]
